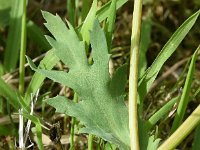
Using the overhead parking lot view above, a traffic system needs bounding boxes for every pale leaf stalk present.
[129,0,143,149]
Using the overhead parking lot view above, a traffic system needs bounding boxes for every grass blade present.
[105,0,117,52]
[22,113,44,150]
[171,45,200,133]
[27,20,51,51]
[25,50,59,104]
[146,96,179,130]
[0,0,11,28]
[81,0,90,21]
[67,0,76,27]
[0,78,20,109]
[4,0,23,72]
[19,0,27,94]
[81,0,97,48]
[138,9,200,113]
[139,16,151,77]
[96,0,128,22]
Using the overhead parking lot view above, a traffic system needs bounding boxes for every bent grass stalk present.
[158,104,200,150]
[129,0,143,149]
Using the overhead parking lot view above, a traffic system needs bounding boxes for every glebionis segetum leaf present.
[27,11,130,149]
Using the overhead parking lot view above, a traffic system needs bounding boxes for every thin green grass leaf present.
[96,0,128,22]
[77,0,127,30]
[146,95,179,130]
[0,0,11,28]
[67,0,75,27]
[25,49,59,104]
[22,113,43,150]
[17,94,30,113]
[18,0,27,94]
[0,125,15,136]
[0,78,20,109]
[4,0,23,72]
[138,9,200,112]
[0,97,3,113]
[171,45,200,133]
[81,0,90,21]
[81,0,97,47]
[139,16,151,77]
[27,20,51,51]
[105,0,117,51]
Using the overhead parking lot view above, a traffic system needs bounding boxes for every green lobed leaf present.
[24,0,128,106]
[42,11,88,69]
[28,12,130,149]
[146,135,160,150]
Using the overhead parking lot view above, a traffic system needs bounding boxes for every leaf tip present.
[26,56,37,71]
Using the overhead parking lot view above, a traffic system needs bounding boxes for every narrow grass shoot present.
[4,0,23,72]
[171,45,200,133]
[81,0,91,21]
[138,9,200,113]
[19,0,27,94]
[105,0,117,52]
[146,95,179,130]
[67,0,76,27]
[27,20,51,51]
[0,78,20,109]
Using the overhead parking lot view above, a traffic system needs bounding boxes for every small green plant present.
[27,7,200,150]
